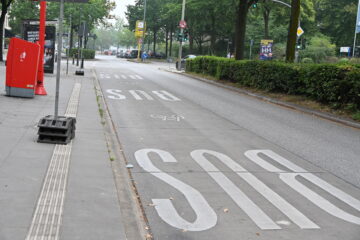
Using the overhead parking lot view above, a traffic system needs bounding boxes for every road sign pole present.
[54,0,64,118]
[177,0,186,71]
[141,0,147,61]
[35,0,47,95]
[353,0,360,57]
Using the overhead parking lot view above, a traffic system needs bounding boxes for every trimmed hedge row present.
[68,48,95,59]
[186,56,360,110]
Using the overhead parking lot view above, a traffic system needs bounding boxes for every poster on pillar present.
[23,20,56,74]
[259,39,273,60]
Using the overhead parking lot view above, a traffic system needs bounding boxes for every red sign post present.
[179,20,187,29]
[35,0,47,95]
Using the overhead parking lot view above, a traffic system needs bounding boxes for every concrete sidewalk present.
[0,62,128,239]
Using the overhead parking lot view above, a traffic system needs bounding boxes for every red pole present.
[35,0,47,95]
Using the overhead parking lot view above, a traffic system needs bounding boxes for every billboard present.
[259,39,273,60]
[23,22,56,74]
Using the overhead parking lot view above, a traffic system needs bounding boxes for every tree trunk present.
[235,0,249,60]
[0,3,7,62]
[263,7,270,39]
[153,29,157,53]
[169,26,173,57]
[285,0,300,62]
[189,31,194,53]
[69,25,74,50]
[210,14,216,55]
[165,27,169,58]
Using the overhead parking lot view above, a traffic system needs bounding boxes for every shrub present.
[299,34,336,63]
[186,56,360,110]
[301,58,314,63]
[338,58,350,64]
[69,48,95,59]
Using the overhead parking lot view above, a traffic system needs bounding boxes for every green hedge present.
[68,48,95,59]
[186,56,360,110]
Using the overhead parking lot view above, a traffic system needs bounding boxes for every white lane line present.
[135,75,143,79]
[105,74,111,79]
[114,74,120,79]
[99,73,105,79]
[26,82,81,240]
[129,75,136,79]
[121,75,127,79]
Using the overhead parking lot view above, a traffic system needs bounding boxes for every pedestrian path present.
[0,63,128,240]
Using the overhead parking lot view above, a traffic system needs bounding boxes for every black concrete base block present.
[37,115,76,144]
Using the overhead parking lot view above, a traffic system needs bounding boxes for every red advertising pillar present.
[35,0,47,95]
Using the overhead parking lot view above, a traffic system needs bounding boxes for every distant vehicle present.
[124,50,132,58]
[154,52,165,59]
[103,50,110,55]
[116,50,124,58]
[129,50,143,59]
[111,50,116,55]
[176,54,196,69]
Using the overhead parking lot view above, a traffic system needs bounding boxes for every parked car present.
[116,50,124,58]
[176,54,196,69]
[128,50,143,59]
[124,50,132,58]
[154,52,165,59]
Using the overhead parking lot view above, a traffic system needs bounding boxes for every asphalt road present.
[92,55,360,240]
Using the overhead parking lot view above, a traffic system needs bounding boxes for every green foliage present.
[69,48,95,59]
[187,56,360,110]
[301,57,314,63]
[315,0,357,47]
[338,58,350,64]
[299,34,336,63]
[353,111,360,121]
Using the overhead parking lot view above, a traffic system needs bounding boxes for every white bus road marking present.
[121,75,127,79]
[135,75,143,79]
[135,149,217,231]
[106,89,181,101]
[150,114,185,122]
[129,75,136,79]
[106,89,126,100]
[245,150,360,226]
[152,91,181,101]
[191,150,319,230]
[129,90,154,101]
[134,148,360,231]
[114,74,120,79]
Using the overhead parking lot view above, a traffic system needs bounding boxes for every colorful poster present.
[23,22,56,74]
[260,39,273,60]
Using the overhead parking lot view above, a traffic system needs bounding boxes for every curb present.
[162,68,360,130]
[91,69,152,240]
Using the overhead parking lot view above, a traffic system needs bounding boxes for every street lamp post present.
[177,0,186,71]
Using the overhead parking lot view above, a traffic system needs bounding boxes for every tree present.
[0,0,14,61]
[285,0,300,62]
[8,1,38,35]
[235,0,257,60]
[314,0,357,47]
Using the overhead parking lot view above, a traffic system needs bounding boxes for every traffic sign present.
[179,20,187,29]
[297,27,304,37]
[135,20,146,38]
